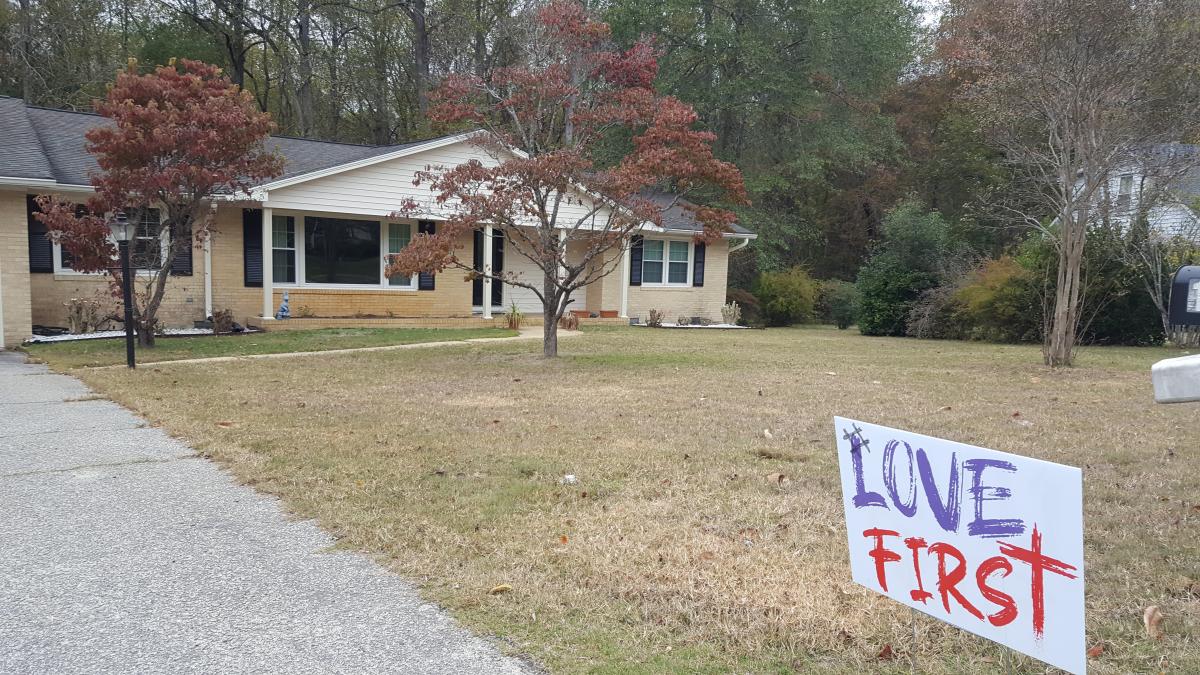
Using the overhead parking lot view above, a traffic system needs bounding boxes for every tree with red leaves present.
[37,59,282,346]
[388,0,747,357]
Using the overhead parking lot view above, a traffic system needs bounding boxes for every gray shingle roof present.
[0,97,54,181]
[0,95,447,188]
[0,96,752,236]
[642,191,752,236]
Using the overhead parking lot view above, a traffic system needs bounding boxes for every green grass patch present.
[24,327,516,369]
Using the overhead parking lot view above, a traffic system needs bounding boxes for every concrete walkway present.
[0,351,534,674]
[85,327,580,369]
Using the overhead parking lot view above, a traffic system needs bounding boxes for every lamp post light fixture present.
[109,211,136,369]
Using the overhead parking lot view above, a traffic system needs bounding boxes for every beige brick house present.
[0,97,754,348]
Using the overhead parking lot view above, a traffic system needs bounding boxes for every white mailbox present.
[1152,354,1200,404]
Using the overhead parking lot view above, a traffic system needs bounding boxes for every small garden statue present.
[275,291,290,320]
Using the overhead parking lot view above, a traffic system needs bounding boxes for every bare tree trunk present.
[1045,223,1085,367]
[295,0,315,136]
[411,0,432,115]
[18,0,33,102]
[473,0,488,77]
[542,267,559,357]
[225,0,249,88]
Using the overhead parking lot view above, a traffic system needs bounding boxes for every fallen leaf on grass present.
[559,535,568,545]
[877,644,894,661]
[489,584,512,595]
[1144,605,1164,640]
[766,472,789,486]
[1087,643,1105,658]
[216,421,235,428]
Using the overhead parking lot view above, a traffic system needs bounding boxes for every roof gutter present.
[728,236,752,252]
[0,177,93,193]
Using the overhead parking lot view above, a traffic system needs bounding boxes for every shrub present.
[63,295,107,334]
[754,266,819,326]
[505,303,523,330]
[721,301,742,325]
[856,259,940,336]
[856,200,966,336]
[647,309,665,327]
[953,256,1043,343]
[212,308,234,334]
[726,288,761,326]
[907,284,970,339]
[816,280,859,329]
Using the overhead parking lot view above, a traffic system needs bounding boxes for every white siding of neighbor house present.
[1094,169,1200,240]
[262,139,613,230]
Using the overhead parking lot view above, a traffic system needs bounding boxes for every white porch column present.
[557,229,567,281]
[482,225,494,320]
[620,242,630,319]
[261,207,273,320]
[202,233,213,318]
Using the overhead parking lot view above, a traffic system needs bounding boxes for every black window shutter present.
[472,229,483,306]
[26,196,53,273]
[171,222,193,276]
[491,232,504,306]
[629,235,643,286]
[692,242,706,287]
[417,220,436,291]
[243,208,263,287]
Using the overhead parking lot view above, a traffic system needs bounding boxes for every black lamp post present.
[109,211,136,369]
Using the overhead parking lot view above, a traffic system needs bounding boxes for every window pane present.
[273,252,296,284]
[387,223,412,286]
[643,260,663,284]
[272,216,294,249]
[304,217,382,285]
[1119,174,1134,194]
[130,208,161,269]
[643,239,664,262]
[388,222,411,253]
[669,241,689,261]
[668,261,688,284]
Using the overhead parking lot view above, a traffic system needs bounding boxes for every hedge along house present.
[0,96,755,348]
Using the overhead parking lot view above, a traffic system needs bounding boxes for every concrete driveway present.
[0,351,534,674]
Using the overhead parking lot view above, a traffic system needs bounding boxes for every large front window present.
[642,238,690,286]
[304,217,381,285]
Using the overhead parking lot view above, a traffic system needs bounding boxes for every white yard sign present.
[833,417,1085,674]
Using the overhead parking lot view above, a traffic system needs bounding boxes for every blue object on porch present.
[276,291,290,320]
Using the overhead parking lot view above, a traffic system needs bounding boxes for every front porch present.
[248,206,631,327]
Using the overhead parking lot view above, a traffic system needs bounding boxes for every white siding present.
[504,246,545,314]
[263,139,613,229]
[1145,202,1200,239]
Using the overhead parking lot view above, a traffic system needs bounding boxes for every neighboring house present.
[1090,145,1200,238]
[0,96,754,348]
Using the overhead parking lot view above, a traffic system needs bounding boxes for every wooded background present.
[0,0,961,280]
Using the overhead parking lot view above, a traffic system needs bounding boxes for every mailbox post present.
[1152,265,1200,403]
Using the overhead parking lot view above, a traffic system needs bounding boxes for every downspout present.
[203,202,215,319]
[728,236,751,253]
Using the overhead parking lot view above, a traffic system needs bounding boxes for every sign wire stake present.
[909,607,918,674]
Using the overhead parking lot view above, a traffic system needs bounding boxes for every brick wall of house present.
[29,272,204,331]
[209,205,266,325]
[210,206,475,322]
[627,239,731,323]
[0,191,33,347]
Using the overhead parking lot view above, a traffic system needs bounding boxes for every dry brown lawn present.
[67,326,1198,673]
